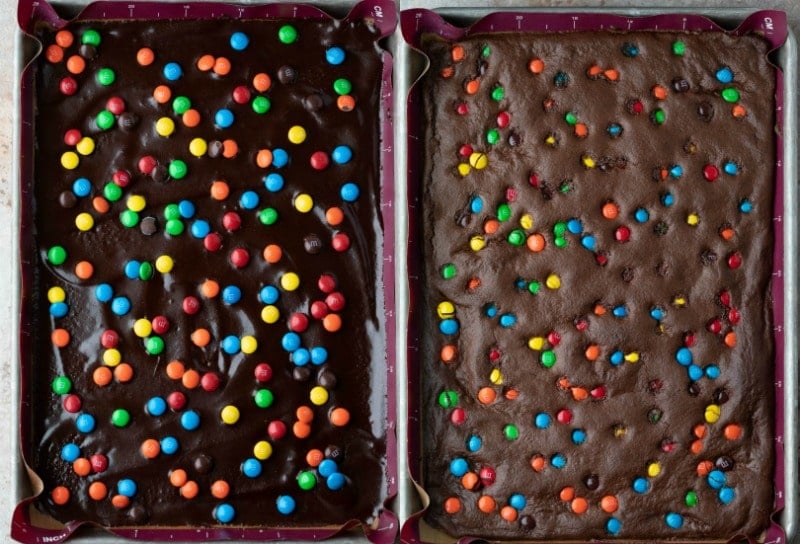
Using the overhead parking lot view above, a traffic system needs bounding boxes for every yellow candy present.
[189,137,207,157]
[672,295,687,308]
[468,152,488,170]
[489,368,503,385]
[686,212,700,226]
[253,440,273,460]
[127,194,146,212]
[287,125,307,144]
[624,352,640,363]
[469,235,486,252]
[309,386,329,406]
[221,405,240,425]
[155,117,175,137]
[437,301,455,319]
[519,214,533,230]
[133,318,152,338]
[241,335,258,354]
[47,286,66,303]
[528,337,545,351]
[647,461,662,478]
[61,151,79,170]
[75,136,95,156]
[103,348,121,367]
[613,425,627,438]
[294,193,313,213]
[261,305,280,323]
[544,134,557,147]
[155,255,174,273]
[457,163,471,177]
[75,212,94,231]
[546,274,561,290]
[280,272,300,291]
[704,403,721,424]
[581,154,596,169]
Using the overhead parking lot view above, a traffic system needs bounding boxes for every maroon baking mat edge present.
[12,1,398,543]
[400,9,788,544]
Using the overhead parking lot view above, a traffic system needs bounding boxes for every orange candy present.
[720,226,735,241]
[526,233,545,252]
[465,79,480,95]
[586,64,603,78]
[111,494,130,509]
[451,45,465,62]
[323,313,342,332]
[213,57,231,76]
[114,363,134,383]
[182,369,200,389]
[500,505,518,521]
[73,458,91,476]
[211,480,230,499]
[329,407,350,427]
[191,328,211,347]
[571,386,589,401]
[444,497,461,514]
[166,360,185,380]
[196,54,215,71]
[55,30,74,48]
[141,438,161,459]
[169,469,188,487]
[293,421,312,439]
[528,58,545,74]
[306,449,324,467]
[574,123,588,138]
[461,472,479,490]
[93,366,113,387]
[136,47,155,66]
[256,149,273,169]
[530,454,546,472]
[51,328,70,348]
[477,495,496,513]
[201,279,220,298]
[732,104,747,118]
[724,423,743,440]
[92,196,110,213]
[504,388,519,400]
[222,139,239,158]
[467,277,481,291]
[477,387,497,405]
[602,201,619,219]
[483,219,500,235]
[253,72,271,92]
[603,68,619,81]
[153,85,172,104]
[74,260,94,279]
[45,44,64,63]
[440,344,457,363]
[337,95,355,112]
[263,244,282,264]
[724,331,737,347]
[182,109,201,128]
[690,439,704,455]
[559,486,575,502]
[51,486,70,505]
[571,497,589,514]
[584,344,600,361]
[697,460,714,476]
[296,405,314,423]
[210,180,230,200]
[693,424,707,439]
[326,206,344,226]
[65,55,85,74]
[88,481,107,501]
[180,481,199,499]
[600,495,618,513]
[652,85,668,100]
[440,66,455,79]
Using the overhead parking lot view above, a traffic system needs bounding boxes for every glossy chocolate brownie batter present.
[26,17,387,527]
[420,30,775,539]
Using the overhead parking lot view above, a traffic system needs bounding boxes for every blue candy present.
[124,260,141,279]
[178,199,195,218]
[215,109,234,128]
[110,296,131,316]
[146,396,167,416]
[242,458,262,478]
[259,285,279,304]
[276,495,296,515]
[222,285,242,305]
[230,32,249,51]
[449,457,468,477]
[332,145,353,165]
[606,517,622,535]
[95,283,113,302]
[326,472,346,490]
[240,190,260,209]
[272,148,289,168]
[632,477,649,494]
[264,173,285,192]
[117,478,137,497]
[571,429,587,445]
[221,335,241,354]
[281,332,301,352]
[509,494,526,510]
[310,346,328,365]
[675,347,693,366]
[551,454,566,469]
[665,512,683,529]
[72,177,91,197]
[466,435,482,452]
[326,46,346,65]
[190,219,210,239]
[162,62,182,81]
[716,66,734,84]
[61,443,80,462]
[688,364,704,381]
[340,182,360,202]
[76,413,95,433]
[160,436,179,455]
[439,318,460,335]
[318,459,338,478]
[292,348,311,366]
[214,503,236,523]
[534,413,551,429]
[181,410,200,431]
[50,302,69,318]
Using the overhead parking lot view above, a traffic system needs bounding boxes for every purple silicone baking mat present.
[402,8,787,544]
[13,0,397,542]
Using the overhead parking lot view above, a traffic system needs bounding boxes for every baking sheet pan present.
[397,6,798,543]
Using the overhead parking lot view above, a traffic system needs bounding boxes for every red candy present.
[138,155,157,175]
[614,226,631,243]
[318,274,337,293]
[101,329,119,349]
[496,111,510,128]
[64,129,82,146]
[254,363,273,383]
[727,252,743,269]
[478,466,496,487]
[310,151,330,170]
[590,385,607,400]
[182,296,201,315]
[201,372,221,392]
[556,408,573,424]
[547,331,561,347]
[719,290,732,307]
[63,394,82,413]
[707,318,723,334]
[151,315,170,334]
[229,248,250,268]
[204,233,223,252]
[455,103,469,115]
[325,292,346,312]
[112,170,131,187]
[106,96,126,115]
[332,232,350,252]
[728,307,741,324]
[90,453,108,473]
[222,212,242,232]
[450,407,466,425]
[458,144,473,158]
[289,312,310,333]
[59,76,78,96]
[310,300,329,320]
[267,420,287,440]
[232,85,251,104]
[703,164,720,181]
[167,391,187,411]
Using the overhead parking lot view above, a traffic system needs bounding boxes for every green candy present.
[252,96,271,114]
[259,207,278,225]
[145,335,164,355]
[528,281,541,295]
[721,87,740,103]
[481,44,491,58]
[52,376,72,395]
[95,110,115,130]
[541,350,557,368]
[672,40,686,55]
[164,204,181,220]
[169,160,187,180]
[47,245,67,265]
[82,29,101,46]
[297,471,317,491]
[553,222,567,236]
[119,209,139,228]
[503,424,519,440]
[438,390,459,408]
[496,203,511,222]
[491,85,505,101]
[486,129,500,145]
[651,108,666,125]
[96,68,115,86]
[111,408,130,427]
[564,111,578,126]
[441,263,456,280]
[165,219,184,236]
[685,490,698,507]
[103,182,122,202]
[333,78,352,96]
[278,25,298,44]
[172,96,191,115]
[554,237,568,249]
[254,389,274,408]
[507,229,525,247]
[138,262,153,281]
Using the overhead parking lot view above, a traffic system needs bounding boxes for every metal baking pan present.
[12,0,400,542]
[395,4,798,543]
